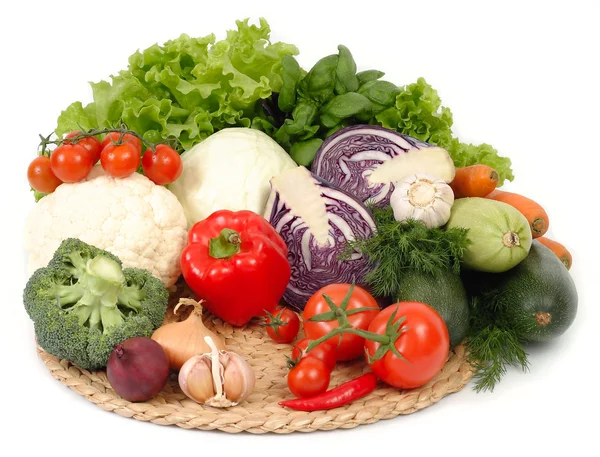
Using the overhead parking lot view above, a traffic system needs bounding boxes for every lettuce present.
[56,18,299,150]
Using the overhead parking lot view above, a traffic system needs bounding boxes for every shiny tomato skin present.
[365,301,450,389]
[291,338,336,372]
[65,131,102,164]
[101,132,142,154]
[287,357,330,398]
[141,144,183,185]
[303,284,379,361]
[101,142,141,178]
[50,144,93,183]
[265,307,300,344]
[27,156,63,193]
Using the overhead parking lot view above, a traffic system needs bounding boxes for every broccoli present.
[24,238,168,370]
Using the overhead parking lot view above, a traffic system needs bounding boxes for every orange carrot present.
[450,165,499,199]
[537,237,572,270]
[486,189,549,238]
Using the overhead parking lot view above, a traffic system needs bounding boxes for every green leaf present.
[358,80,400,108]
[301,54,338,102]
[357,70,385,85]
[334,45,359,95]
[320,92,372,128]
[55,102,98,138]
[290,138,323,166]
[278,55,302,112]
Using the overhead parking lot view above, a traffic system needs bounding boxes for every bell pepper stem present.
[209,228,241,259]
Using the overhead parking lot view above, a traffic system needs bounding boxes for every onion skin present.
[151,299,226,371]
[106,337,170,402]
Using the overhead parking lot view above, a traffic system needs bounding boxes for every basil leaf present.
[357,70,385,85]
[290,138,323,166]
[334,45,359,95]
[278,55,302,113]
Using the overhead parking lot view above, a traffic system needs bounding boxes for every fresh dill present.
[344,206,470,299]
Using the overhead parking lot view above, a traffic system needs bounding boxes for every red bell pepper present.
[181,210,291,327]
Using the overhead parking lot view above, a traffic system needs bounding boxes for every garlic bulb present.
[390,174,454,228]
[178,336,256,408]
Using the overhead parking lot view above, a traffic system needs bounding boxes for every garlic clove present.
[222,353,256,404]
[178,355,215,403]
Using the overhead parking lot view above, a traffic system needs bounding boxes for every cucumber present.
[395,269,469,347]
[464,241,578,342]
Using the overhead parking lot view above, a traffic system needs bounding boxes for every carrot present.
[450,165,499,199]
[537,237,572,270]
[486,189,549,238]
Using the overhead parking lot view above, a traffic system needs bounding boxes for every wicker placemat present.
[36,284,474,434]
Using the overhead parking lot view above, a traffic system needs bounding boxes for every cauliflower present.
[24,166,188,287]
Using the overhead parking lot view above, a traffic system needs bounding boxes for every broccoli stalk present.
[24,238,168,370]
[55,254,144,333]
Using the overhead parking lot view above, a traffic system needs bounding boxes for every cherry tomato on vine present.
[101,142,141,178]
[27,156,63,193]
[101,132,142,155]
[364,301,450,390]
[265,307,300,344]
[287,357,330,399]
[65,131,102,164]
[50,144,93,183]
[141,144,183,185]
[303,284,379,361]
[291,338,336,372]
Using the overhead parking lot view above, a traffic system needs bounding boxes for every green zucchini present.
[464,240,578,342]
[395,269,469,347]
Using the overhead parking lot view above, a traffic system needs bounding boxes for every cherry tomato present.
[101,142,141,178]
[27,156,63,193]
[265,307,301,344]
[65,131,102,164]
[303,284,379,361]
[287,357,330,399]
[141,144,183,185]
[101,132,142,155]
[50,144,93,183]
[365,301,450,389]
[291,338,336,372]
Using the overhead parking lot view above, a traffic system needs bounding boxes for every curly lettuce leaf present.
[55,18,298,151]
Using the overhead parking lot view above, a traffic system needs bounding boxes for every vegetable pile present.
[22,19,577,414]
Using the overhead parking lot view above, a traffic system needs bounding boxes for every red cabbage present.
[263,166,376,310]
[312,125,455,206]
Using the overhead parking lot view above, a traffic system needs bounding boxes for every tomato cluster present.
[271,284,451,402]
[27,130,183,195]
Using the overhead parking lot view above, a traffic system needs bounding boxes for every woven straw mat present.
[36,281,475,434]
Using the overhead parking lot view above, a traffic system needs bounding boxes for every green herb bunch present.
[344,206,470,299]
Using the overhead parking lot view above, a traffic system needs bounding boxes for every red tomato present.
[291,338,336,372]
[303,284,379,361]
[101,142,141,178]
[287,357,330,398]
[50,144,93,183]
[365,302,450,389]
[141,145,183,185]
[27,156,63,193]
[265,307,300,344]
[101,132,142,155]
[65,131,102,164]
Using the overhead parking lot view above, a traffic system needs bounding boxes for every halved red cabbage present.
[312,125,455,206]
[263,166,376,310]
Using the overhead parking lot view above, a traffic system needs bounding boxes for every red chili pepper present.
[278,372,378,411]
[181,210,291,327]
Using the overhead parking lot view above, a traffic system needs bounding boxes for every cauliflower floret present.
[24,166,188,287]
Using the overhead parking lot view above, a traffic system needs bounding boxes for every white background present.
[1,1,599,455]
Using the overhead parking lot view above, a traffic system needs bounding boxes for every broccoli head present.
[24,238,168,370]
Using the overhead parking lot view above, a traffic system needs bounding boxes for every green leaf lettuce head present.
[55,18,299,150]
[23,238,168,370]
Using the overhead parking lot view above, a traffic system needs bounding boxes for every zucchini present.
[395,269,469,347]
[464,240,578,342]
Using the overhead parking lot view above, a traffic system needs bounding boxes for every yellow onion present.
[151,298,226,371]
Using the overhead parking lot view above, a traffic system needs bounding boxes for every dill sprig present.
[466,294,530,392]
[344,206,470,299]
